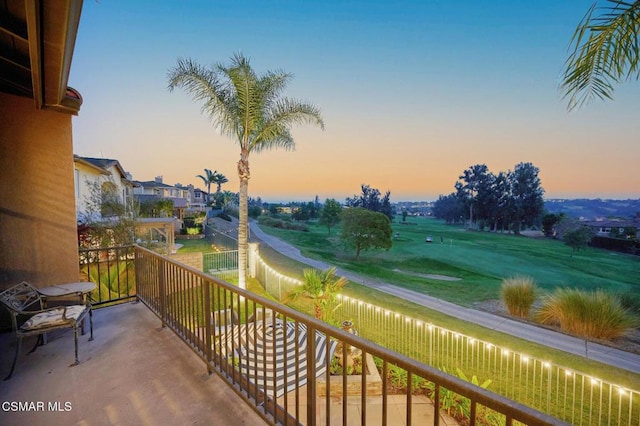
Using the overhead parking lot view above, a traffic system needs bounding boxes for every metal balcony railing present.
[130,245,565,426]
[79,245,136,306]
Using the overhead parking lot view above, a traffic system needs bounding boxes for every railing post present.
[405,370,411,426]
[134,246,141,303]
[159,257,167,328]
[306,324,317,426]
[434,385,440,426]
[204,277,212,374]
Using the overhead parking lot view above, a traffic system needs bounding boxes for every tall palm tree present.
[168,53,324,290]
[196,168,216,205]
[562,0,640,110]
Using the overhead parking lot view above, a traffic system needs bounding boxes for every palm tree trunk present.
[237,152,250,290]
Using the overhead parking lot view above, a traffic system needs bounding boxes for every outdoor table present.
[38,282,96,341]
[38,282,96,305]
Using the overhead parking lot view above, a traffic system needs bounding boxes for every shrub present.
[217,212,232,222]
[258,216,277,227]
[617,291,640,317]
[375,360,495,424]
[248,205,262,218]
[183,217,203,228]
[257,216,308,231]
[500,276,537,318]
[536,288,639,340]
[223,206,239,218]
[329,354,363,375]
[441,367,492,421]
[186,227,200,235]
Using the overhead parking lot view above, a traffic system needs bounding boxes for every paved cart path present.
[249,221,640,375]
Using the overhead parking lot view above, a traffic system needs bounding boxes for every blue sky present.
[70,1,640,202]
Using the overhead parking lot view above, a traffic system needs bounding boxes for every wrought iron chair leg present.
[28,335,42,354]
[88,308,94,341]
[71,327,79,367]
[4,337,22,381]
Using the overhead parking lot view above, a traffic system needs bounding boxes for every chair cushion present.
[20,305,87,331]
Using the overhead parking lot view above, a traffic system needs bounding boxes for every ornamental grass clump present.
[536,288,639,340]
[500,276,537,318]
[618,291,640,318]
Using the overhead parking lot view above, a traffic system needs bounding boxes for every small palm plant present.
[285,267,347,321]
[82,259,135,303]
[536,288,639,340]
[500,276,537,319]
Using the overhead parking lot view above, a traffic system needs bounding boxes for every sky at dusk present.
[70,1,640,203]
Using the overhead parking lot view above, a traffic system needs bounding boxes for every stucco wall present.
[75,161,103,221]
[0,92,80,289]
[169,252,203,271]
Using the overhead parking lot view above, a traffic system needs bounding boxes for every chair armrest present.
[20,306,69,316]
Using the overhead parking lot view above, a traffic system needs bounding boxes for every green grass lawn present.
[176,238,215,253]
[175,219,640,392]
[257,216,640,307]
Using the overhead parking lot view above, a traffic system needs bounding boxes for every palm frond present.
[562,0,640,110]
[251,129,295,153]
[270,98,325,129]
[168,57,239,137]
[167,58,220,109]
[251,99,324,152]
[259,70,294,111]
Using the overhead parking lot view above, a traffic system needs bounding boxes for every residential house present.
[191,187,208,208]
[584,219,639,239]
[133,176,193,219]
[74,155,134,222]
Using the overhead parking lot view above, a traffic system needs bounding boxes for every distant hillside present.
[544,199,640,220]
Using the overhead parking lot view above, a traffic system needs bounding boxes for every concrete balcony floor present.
[0,302,457,426]
[0,302,267,426]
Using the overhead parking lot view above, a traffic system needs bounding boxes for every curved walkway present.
[249,221,640,375]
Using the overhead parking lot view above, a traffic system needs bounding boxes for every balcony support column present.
[248,242,259,278]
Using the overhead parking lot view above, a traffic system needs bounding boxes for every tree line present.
[432,162,545,234]
[256,184,395,259]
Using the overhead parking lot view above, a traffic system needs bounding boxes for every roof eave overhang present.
[26,0,84,115]
[74,155,110,175]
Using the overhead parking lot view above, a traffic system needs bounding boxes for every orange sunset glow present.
[70,1,639,202]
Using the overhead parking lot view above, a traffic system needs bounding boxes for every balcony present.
[0,246,566,425]
[0,302,265,425]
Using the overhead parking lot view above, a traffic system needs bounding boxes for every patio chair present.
[0,282,94,380]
